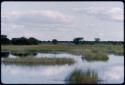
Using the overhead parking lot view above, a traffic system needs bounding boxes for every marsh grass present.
[82,49,109,61]
[1,43,124,61]
[1,57,75,65]
[66,70,100,84]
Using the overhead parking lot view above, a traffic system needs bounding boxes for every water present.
[1,52,124,84]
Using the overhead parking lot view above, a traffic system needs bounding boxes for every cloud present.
[2,10,73,26]
[1,10,74,39]
[74,6,123,22]
[97,33,104,36]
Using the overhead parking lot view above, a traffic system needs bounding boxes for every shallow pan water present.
[1,52,124,84]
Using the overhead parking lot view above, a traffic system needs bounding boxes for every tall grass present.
[82,49,109,61]
[66,70,100,84]
[1,43,124,61]
[1,57,75,65]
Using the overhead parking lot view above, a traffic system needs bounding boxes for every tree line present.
[1,35,41,45]
[1,35,123,45]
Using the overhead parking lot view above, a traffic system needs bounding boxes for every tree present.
[11,37,29,45]
[95,38,100,42]
[19,37,29,44]
[28,37,40,45]
[1,35,10,44]
[11,37,41,45]
[52,39,58,44]
[11,38,19,44]
[73,37,83,44]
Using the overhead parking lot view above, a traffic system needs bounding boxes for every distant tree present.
[95,38,100,42]
[1,35,10,44]
[11,37,28,45]
[73,37,83,44]
[47,40,51,44]
[29,37,39,45]
[11,38,18,44]
[52,39,58,44]
[1,35,7,38]
[20,37,29,44]
[11,37,41,45]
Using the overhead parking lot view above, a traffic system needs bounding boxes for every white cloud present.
[2,10,73,25]
[85,23,95,27]
[1,10,74,39]
[74,6,123,22]
[108,7,123,21]
[97,33,104,36]
[1,2,123,41]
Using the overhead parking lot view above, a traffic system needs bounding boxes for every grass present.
[1,57,75,65]
[66,70,100,84]
[83,49,109,61]
[1,43,124,61]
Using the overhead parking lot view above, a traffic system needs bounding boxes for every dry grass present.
[1,43,124,61]
[1,57,75,65]
[66,70,100,84]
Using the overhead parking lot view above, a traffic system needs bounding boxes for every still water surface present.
[1,52,124,84]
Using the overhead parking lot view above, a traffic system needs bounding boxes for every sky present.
[1,1,124,41]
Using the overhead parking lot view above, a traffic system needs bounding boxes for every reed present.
[1,57,75,65]
[66,70,100,84]
[1,43,123,62]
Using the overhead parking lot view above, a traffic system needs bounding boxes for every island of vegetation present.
[1,35,124,64]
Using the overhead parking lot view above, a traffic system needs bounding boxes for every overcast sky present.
[1,1,124,41]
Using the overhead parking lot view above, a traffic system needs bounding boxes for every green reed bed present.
[66,70,100,84]
[1,43,124,62]
[1,57,75,65]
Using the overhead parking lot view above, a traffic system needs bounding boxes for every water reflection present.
[2,64,75,84]
[1,51,10,58]
[1,52,124,84]
[101,65,124,84]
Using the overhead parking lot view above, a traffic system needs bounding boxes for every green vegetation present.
[95,38,100,42]
[1,35,41,45]
[83,49,108,61]
[1,57,75,65]
[52,39,58,44]
[1,43,124,61]
[1,35,124,62]
[66,70,100,84]
[73,37,83,44]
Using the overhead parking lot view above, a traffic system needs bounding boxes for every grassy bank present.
[1,57,75,65]
[1,43,124,61]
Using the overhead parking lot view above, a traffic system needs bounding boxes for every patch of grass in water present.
[82,49,109,61]
[66,70,100,84]
[1,57,75,65]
